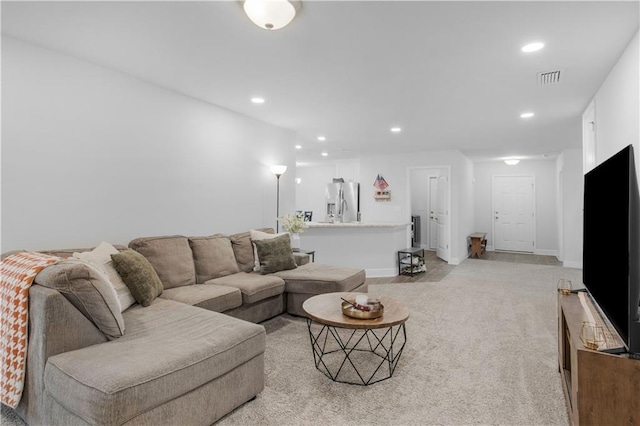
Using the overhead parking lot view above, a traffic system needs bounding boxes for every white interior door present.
[436,174,449,261]
[428,176,438,250]
[493,176,535,252]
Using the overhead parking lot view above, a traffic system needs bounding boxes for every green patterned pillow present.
[253,234,297,274]
[111,249,163,307]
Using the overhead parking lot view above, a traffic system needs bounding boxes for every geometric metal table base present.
[306,319,407,386]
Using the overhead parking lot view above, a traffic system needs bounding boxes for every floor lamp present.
[270,165,287,232]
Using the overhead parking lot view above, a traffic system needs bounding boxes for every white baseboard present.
[535,249,558,256]
[449,257,463,265]
[365,268,397,278]
[562,261,583,269]
[489,246,560,257]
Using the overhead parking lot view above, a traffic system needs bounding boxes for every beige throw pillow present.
[250,229,285,272]
[73,241,136,312]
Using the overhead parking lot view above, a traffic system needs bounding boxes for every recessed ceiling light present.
[390,127,402,133]
[295,145,302,149]
[321,152,328,157]
[505,159,520,166]
[521,42,544,53]
[317,136,326,141]
[520,112,535,118]
[251,97,265,104]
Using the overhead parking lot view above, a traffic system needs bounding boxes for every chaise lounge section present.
[11,228,366,425]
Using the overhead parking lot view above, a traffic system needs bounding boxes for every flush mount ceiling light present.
[520,112,535,118]
[295,145,302,149]
[317,136,326,141]
[521,42,544,53]
[504,159,520,166]
[251,97,265,104]
[390,127,402,133]
[243,0,301,31]
[321,152,328,157]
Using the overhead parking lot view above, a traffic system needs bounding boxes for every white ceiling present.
[2,1,639,165]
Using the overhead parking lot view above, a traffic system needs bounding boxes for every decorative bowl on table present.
[341,296,384,319]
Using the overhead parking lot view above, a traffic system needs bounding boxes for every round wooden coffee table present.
[302,292,409,385]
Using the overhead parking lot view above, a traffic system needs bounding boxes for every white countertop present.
[305,221,411,229]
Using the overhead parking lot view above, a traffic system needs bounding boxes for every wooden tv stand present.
[557,292,640,425]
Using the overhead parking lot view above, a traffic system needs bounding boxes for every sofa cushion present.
[34,259,125,339]
[72,241,136,311]
[253,234,297,274]
[189,235,239,283]
[230,228,273,273]
[44,298,265,426]
[129,235,196,289]
[111,249,163,307]
[273,263,366,294]
[206,272,285,305]
[160,284,242,312]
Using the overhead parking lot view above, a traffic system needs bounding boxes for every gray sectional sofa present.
[12,228,366,425]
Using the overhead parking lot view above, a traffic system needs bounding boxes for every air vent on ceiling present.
[537,70,563,86]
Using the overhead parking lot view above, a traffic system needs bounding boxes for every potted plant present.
[278,213,308,249]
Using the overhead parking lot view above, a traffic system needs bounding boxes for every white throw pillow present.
[250,229,287,272]
[73,241,136,312]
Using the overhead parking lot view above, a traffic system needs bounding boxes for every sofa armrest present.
[293,253,310,266]
[16,285,108,425]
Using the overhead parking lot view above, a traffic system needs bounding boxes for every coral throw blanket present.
[1,252,60,408]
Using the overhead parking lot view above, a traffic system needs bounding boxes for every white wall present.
[294,163,336,222]
[556,149,584,268]
[474,160,558,255]
[586,31,639,178]
[1,37,297,251]
[458,156,475,259]
[362,150,474,264]
[299,150,475,264]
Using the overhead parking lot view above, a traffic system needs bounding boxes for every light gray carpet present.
[1,259,581,425]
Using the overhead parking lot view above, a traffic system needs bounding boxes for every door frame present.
[407,165,452,263]
[428,175,438,250]
[582,100,596,174]
[491,174,536,253]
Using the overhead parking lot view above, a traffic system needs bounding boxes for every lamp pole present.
[270,165,287,233]
[275,173,281,232]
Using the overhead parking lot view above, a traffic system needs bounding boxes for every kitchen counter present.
[299,222,411,277]
[306,222,410,229]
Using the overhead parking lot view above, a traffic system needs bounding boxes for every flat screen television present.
[583,144,640,355]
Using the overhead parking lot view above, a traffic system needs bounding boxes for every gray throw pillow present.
[111,249,163,307]
[253,234,297,275]
[34,259,125,339]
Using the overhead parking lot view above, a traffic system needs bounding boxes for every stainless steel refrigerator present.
[325,180,360,223]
